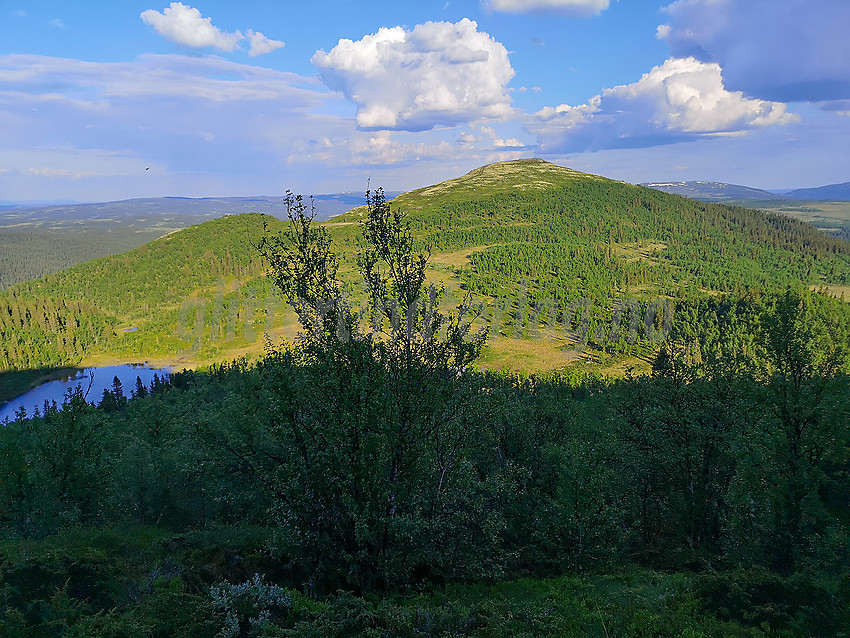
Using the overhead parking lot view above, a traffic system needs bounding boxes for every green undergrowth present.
[2,527,846,637]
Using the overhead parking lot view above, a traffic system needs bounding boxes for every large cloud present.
[141,3,284,56]
[484,0,609,16]
[658,0,850,102]
[532,57,797,152]
[312,18,515,131]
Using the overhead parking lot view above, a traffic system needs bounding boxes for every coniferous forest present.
[1,162,850,636]
[1,160,848,385]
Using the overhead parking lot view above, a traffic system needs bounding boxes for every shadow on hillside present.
[0,366,83,406]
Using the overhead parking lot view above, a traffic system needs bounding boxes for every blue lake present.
[0,365,171,423]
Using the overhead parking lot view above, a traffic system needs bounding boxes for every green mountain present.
[357,158,848,297]
[1,159,848,391]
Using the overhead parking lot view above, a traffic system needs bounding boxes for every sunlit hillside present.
[2,159,848,398]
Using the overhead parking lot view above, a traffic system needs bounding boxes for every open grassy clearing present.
[477,335,585,373]
[812,284,850,301]
[612,241,668,265]
[428,245,492,268]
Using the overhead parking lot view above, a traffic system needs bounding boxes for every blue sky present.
[1,0,849,202]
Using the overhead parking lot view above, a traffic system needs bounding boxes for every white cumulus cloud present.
[484,0,609,16]
[141,3,242,51]
[312,18,515,131]
[658,0,850,102]
[610,58,796,132]
[140,3,285,56]
[532,57,797,152]
[246,30,284,57]
[29,167,96,178]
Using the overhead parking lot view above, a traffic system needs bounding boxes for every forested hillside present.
[359,159,849,295]
[0,212,232,291]
[1,189,848,635]
[1,159,848,393]
[0,215,284,382]
[0,230,168,290]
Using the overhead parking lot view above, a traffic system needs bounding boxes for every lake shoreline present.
[0,366,83,407]
[0,361,184,418]
[0,346,273,410]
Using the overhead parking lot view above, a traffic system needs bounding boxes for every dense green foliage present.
[0,297,116,371]
[1,288,848,635]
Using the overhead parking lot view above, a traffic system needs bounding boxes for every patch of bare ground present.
[429,246,491,268]
[811,285,850,301]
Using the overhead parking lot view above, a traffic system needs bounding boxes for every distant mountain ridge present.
[1,193,395,225]
[640,181,783,201]
[0,192,395,290]
[642,180,850,202]
[786,182,850,201]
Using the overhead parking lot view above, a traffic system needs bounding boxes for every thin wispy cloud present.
[0,53,333,197]
[0,54,318,103]
[484,0,609,16]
